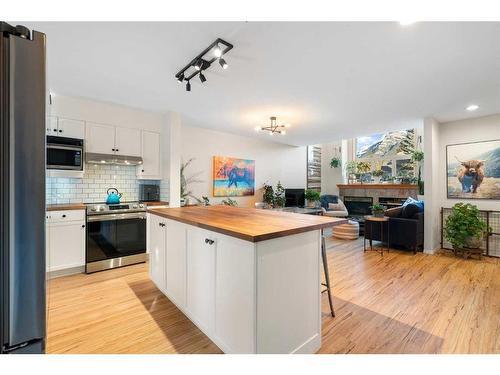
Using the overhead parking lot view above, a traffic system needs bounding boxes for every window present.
[355,129,416,180]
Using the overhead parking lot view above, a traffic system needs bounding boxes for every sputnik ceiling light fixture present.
[255,116,291,136]
[175,38,233,92]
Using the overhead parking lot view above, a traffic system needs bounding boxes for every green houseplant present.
[221,197,238,206]
[329,157,341,168]
[411,149,425,196]
[370,204,385,218]
[305,189,321,207]
[444,203,489,250]
[262,183,275,207]
[274,181,286,208]
[371,168,384,183]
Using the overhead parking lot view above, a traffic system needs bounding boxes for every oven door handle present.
[47,144,83,152]
[86,213,147,222]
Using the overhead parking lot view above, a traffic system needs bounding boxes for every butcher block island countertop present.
[149,205,347,242]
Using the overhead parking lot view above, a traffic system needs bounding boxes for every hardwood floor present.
[46,238,500,354]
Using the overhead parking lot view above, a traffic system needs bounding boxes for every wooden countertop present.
[144,201,169,207]
[47,203,87,211]
[149,205,348,242]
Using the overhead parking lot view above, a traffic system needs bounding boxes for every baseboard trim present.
[291,333,321,354]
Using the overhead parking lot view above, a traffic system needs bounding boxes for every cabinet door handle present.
[205,238,214,245]
[59,129,63,133]
[62,214,66,218]
[53,128,57,132]
[142,169,145,173]
[81,224,85,228]
[116,149,119,152]
[159,223,165,227]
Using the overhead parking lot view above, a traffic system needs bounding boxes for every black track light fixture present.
[219,57,228,69]
[175,38,233,92]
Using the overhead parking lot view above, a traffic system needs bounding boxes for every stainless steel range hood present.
[86,152,143,166]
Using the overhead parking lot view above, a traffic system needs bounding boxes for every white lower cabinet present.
[186,228,216,333]
[147,214,256,353]
[46,210,86,274]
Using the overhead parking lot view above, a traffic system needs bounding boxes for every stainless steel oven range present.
[86,202,147,273]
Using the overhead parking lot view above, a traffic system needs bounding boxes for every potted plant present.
[356,161,371,184]
[329,157,341,169]
[262,183,275,208]
[274,181,286,208]
[411,149,424,199]
[371,169,384,183]
[345,161,358,184]
[221,197,238,206]
[444,203,490,258]
[305,189,321,208]
[370,204,385,218]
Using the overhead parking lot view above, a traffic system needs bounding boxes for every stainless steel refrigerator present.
[0,22,46,354]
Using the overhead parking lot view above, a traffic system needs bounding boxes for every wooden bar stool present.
[321,229,335,317]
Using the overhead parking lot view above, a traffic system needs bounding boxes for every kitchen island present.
[147,205,347,354]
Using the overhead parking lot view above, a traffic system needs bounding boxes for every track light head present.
[186,81,191,92]
[177,73,184,83]
[219,58,228,69]
[194,60,203,71]
[199,71,207,83]
[213,44,223,58]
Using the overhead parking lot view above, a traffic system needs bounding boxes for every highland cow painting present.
[447,140,500,200]
[213,156,255,197]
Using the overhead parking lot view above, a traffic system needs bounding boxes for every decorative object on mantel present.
[181,157,203,206]
[305,189,321,208]
[254,116,291,136]
[444,203,491,259]
[175,38,233,92]
[370,204,386,218]
[371,168,384,183]
[446,139,500,200]
[213,156,255,197]
[346,161,371,184]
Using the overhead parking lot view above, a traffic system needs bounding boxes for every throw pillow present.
[401,203,421,218]
[403,197,424,210]
[384,206,403,217]
[328,202,343,211]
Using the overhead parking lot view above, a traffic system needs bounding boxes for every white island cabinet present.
[147,206,347,354]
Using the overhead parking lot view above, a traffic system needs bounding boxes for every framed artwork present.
[213,156,255,197]
[446,139,500,200]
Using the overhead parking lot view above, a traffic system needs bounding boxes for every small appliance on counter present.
[105,188,122,204]
[46,135,84,171]
[140,184,160,202]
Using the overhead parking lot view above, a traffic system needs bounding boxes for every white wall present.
[179,124,307,207]
[320,141,343,195]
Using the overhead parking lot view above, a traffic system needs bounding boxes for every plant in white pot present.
[305,189,321,208]
[444,203,490,258]
[371,168,384,183]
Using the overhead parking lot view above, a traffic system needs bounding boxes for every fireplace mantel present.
[337,183,418,206]
[337,184,418,190]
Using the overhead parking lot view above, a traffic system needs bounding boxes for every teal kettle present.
[106,188,122,205]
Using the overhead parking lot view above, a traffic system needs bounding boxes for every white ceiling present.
[24,22,500,146]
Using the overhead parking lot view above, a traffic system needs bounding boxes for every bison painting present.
[447,140,500,200]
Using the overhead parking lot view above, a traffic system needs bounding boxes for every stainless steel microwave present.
[46,136,84,170]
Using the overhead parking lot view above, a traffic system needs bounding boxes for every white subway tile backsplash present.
[46,164,167,204]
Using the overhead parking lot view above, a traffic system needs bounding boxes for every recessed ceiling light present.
[466,104,479,111]
[399,21,416,26]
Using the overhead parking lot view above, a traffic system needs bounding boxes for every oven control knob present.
[91,207,96,212]
[99,207,105,211]
[139,204,144,208]
[132,204,138,209]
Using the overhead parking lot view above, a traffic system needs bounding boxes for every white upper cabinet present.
[115,127,141,157]
[58,118,85,139]
[138,130,161,179]
[85,122,116,154]
[46,116,85,139]
[86,122,142,157]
